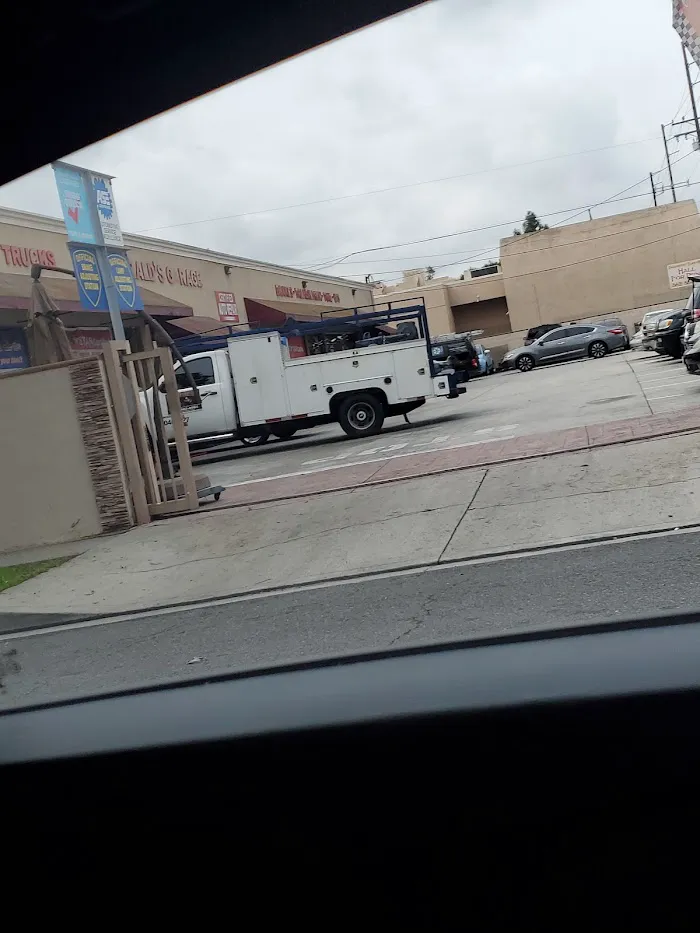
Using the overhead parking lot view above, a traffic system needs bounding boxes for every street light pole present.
[661,123,677,202]
[682,42,700,149]
[650,172,658,206]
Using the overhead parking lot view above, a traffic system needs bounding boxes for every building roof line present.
[0,205,368,290]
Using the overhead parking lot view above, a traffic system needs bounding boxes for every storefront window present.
[0,327,29,370]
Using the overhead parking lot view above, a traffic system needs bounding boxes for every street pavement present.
[2,527,700,710]
[2,429,700,621]
[192,350,700,488]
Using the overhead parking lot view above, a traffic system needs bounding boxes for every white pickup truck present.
[145,307,461,451]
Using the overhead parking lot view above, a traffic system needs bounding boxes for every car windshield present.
[2,0,700,711]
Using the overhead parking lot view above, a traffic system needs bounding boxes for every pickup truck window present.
[175,357,215,388]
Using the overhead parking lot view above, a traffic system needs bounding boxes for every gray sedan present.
[502,323,628,373]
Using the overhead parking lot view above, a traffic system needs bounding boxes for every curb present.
[201,424,700,513]
[3,518,700,637]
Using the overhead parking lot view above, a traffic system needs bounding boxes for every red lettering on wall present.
[157,265,165,284]
[166,267,174,284]
[0,244,58,268]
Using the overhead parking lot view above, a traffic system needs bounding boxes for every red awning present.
[0,272,193,318]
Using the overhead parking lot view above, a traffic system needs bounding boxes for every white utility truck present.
[146,303,463,450]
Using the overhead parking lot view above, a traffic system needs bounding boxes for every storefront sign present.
[216,291,239,323]
[108,250,143,311]
[275,284,341,303]
[668,259,700,289]
[53,162,98,245]
[0,245,56,268]
[132,260,203,288]
[0,328,28,370]
[91,174,124,246]
[66,328,112,358]
[69,245,107,310]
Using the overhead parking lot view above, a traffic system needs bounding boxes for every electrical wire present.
[309,150,699,276]
[132,136,659,234]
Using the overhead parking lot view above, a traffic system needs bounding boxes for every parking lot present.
[193,349,700,489]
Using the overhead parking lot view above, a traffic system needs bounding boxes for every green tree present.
[425,265,435,280]
[515,210,549,236]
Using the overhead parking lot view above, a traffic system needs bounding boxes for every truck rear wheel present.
[240,428,271,447]
[338,393,385,438]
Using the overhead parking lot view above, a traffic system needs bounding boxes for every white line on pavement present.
[223,435,516,488]
[646,394,685,400]
[640,380,698,389]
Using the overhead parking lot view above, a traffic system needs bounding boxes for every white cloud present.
[0,0,695,281]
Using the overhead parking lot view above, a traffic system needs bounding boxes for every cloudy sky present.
[0,0,697,283]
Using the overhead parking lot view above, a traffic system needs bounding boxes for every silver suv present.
[502,323,628,373]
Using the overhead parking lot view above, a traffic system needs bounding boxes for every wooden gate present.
[102,340,199,521]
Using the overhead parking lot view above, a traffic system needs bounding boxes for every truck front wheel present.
[338,393,385,438]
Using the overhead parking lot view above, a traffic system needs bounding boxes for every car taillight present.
[471,359,478,367]
[607,328,624,334]
[693,309,700,321]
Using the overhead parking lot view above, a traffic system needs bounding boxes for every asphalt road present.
[2,527,699,710]
[192,350,700,488]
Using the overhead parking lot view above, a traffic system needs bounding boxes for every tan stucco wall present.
[0,365,102,552]
[0,210,373,325]
[373,284,454,336]
[500,201,700,331]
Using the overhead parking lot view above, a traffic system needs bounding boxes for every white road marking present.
[641,380,697,390]
[474,427,495,434]
[228,435,516,488]
[646,394,685,400]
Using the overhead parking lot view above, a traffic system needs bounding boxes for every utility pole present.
[661,123,677,202]
[650,172,658,206]
[682,42,700,148]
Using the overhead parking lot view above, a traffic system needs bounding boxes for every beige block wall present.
[373,284,455,336]
[0,365,103,552]
[500,201,700,331]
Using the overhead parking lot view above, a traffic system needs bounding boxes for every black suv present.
[431,334,479,382]
[524,323,562,345]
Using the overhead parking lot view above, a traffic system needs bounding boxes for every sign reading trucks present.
[1,244,57,268]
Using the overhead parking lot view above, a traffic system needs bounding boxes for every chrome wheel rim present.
[591,343,606,358]
[518,357,533,372]
[347,401,376,431]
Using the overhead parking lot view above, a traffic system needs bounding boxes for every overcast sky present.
[0,0,696,283]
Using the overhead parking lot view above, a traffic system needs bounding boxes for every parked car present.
[648,309,689,358]
[639,310,670,350]
[683,329,700,375]
[682,279,700,351]
[594,318,630,348]
[474,343,495,375]
[431,333,479,383]
[501,323,628,373]
[524,323,562,345]
[629,328,645,350]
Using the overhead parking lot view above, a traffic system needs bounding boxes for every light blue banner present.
[53,163,98,245]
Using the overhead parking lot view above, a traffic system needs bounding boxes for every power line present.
[307,150,699,273]
[329,188,700,268]
[350,207,700,277]
[133,136,659,234]
[371,221,700,285]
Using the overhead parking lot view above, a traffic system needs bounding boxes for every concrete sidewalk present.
[1,429,700,629]
[208,405,700,509]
